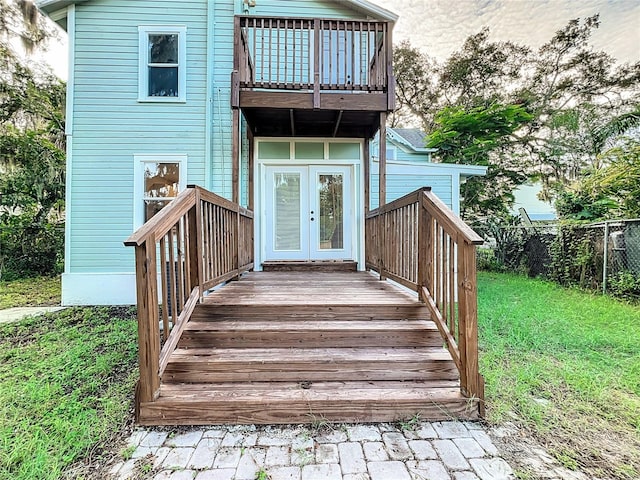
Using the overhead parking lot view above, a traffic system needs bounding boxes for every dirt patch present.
[489,420,639,480]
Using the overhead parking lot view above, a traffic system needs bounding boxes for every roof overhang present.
[36,0,398,23]
[341,0,398,22]
[387,129,437,154]
[36,0,87,15]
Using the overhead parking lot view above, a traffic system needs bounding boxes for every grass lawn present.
[0,306,138,480]
[0,276,61,309]
[478,271,640,479]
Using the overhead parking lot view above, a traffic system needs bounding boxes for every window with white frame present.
[386,145,397,161]
[134,155,186,228]
[138,25,187,102]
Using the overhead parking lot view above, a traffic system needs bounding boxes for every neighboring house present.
[370,128,487,214]
[511,181,557,221]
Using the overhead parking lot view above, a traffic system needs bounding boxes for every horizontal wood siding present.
[394,148,432,164]
[251,0,361,19]
[370,173,453,211]
[70,0,207,273]
[211,0,234,200]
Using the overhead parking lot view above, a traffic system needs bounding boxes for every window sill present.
[137,97,187,104]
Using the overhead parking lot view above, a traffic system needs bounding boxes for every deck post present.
[232,109,240,204]
[134,242,160,404]
[377,113,387,280]
[248,128,255,211]
[364,139,370,214]
[187,188,202,298]
[457,240,480,398]
[378,112,387,207]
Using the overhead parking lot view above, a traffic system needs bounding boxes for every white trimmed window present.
[134,154,187,228]
[385,145,397,161]
[138,25,187,102]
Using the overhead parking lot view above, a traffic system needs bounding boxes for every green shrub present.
[0,212,64,280]
[608,271,640,301]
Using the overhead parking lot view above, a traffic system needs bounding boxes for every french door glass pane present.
[318,174,343,250]
[274,173,301,250]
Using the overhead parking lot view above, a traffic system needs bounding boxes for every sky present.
[369,0,640,64]
[35,0,640,79]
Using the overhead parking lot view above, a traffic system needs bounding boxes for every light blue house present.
[371,127,487,214]
[37,0,481,306]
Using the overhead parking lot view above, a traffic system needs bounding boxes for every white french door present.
[264,165,353,261]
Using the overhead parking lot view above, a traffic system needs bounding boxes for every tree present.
[0,0,66,279]
[427,103,532,219]
[556,139,640,220]
[393,15,640,219]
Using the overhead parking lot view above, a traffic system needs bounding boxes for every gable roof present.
[388,128,437,153]
[36,0,398,22]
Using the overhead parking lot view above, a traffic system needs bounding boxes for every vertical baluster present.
[268,19,272,85]
[449,235,456,338]
[159,236,169,341]
[260,18,265,85]
[343,21,348,87]
[275,19,280,86]
[175,218,185,313]
[167,226,178,325]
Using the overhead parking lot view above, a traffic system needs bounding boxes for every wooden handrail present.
[365,188,485,413]
[125,185,254,406]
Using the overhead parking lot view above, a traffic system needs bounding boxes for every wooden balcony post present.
[232,109,240,204]
[364,139,370,214]
[379,112,387,206]
[134,242,160,404]
[385,22,395,110]
[248,128,255,211]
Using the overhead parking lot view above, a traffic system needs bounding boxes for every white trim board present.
[62,273,136,305]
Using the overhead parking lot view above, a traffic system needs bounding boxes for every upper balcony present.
[232,16,395,138]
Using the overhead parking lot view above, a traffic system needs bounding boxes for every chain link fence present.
[476,219,640,301]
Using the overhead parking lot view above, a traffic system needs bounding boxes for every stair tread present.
[169,347,452,362]
[184,319,437,331]
[155,381,464,402]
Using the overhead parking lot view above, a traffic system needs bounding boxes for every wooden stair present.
[138,298,479,425]
[261,260,358,272]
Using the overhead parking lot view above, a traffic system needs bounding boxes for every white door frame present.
[254,138,364,271]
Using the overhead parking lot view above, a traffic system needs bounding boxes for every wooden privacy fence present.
[125,185,254,404]
[365,187,485,407]
[235,16,392,92]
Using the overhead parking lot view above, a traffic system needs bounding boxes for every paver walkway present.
[110,421,515,480]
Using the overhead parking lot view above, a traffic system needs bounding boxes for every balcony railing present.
[234,16,393,94]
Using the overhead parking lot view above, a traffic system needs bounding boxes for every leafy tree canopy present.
[393,15,640,220]
[0,0,66,278]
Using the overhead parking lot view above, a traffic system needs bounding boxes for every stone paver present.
[368,460,411,480]
[108,421,522,480]
[301,463,341,480]
[433,439,470,470]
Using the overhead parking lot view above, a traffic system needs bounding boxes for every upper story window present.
[138,25,187,102]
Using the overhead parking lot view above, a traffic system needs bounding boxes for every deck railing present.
[365,187,485,409]
[235,15,393,92]
[124,185,254,405]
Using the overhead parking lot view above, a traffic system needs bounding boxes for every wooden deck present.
[137,271,479,425]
